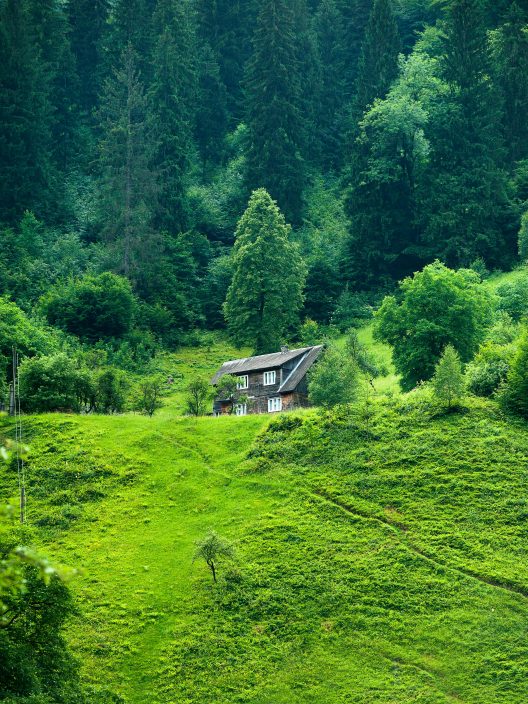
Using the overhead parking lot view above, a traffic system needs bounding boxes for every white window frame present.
[234,403,247,416]
[263,370,276,386]
[268,397,282,413]
[237,374,249,390]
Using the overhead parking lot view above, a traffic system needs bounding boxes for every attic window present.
[263,371,276,386]
[237,375,249,390]
[268,397,282,413]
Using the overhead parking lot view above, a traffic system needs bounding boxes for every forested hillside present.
[2,1,528,702]
[1,0,528,361]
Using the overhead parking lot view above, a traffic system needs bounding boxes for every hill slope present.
[1,398,528,703]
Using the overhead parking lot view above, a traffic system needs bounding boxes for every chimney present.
[281,346,289,354]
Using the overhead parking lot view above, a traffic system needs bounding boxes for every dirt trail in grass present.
[310,487,528,599]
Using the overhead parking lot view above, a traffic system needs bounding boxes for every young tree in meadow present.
[194,531,235,583]
[432,345,465,409]
[224,189,306,354]
[185,378,211,417]
[308,346,358,408]
[244,0,305,224]
[374,261,493,391]
[519,211,528,262]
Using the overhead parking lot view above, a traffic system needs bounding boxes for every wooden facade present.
[211,346,323,416]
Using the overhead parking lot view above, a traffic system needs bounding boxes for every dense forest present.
[1,0,527,365]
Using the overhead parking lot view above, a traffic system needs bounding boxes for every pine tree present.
[492,2,528,164]
[96,45,158,281]
[338,0,372,94]
[67,0,110,114]
[313,0,347,169]
[150,0,197,233]
[224,189,306,354]
[0,0,56,225]
[353,0,400,119]
[432,344,465,409]
[105,0,157,82]
[27,0,80,170]
[417,0,514,268]
[195,44,228,172]
[244,0,305,226]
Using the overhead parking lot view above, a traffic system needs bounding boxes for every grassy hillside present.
[1,394,528,703]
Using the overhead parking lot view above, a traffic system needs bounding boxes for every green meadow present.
[1,388,528,703]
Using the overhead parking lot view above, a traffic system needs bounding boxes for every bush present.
[19,354,94,413]
[498,325,528,418]
[466,341,515,397]
[374,261,493,391]
[496,273,528,321]
[42,272,136,342]
[95,369,129,414]
[308,345,358,408]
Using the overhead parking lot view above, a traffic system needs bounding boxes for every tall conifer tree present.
[150,0,197,233]
[97,45,157,280]
[244,0,305,225]
[418,0,514,267]
[0,0,56,224]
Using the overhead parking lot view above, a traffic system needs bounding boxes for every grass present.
[1,394,528,702]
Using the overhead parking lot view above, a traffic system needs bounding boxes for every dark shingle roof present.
[211,346,322,385]
[279,345,324,392]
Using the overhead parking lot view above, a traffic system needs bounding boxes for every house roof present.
[211,345,323,385]
[279,345,324,392]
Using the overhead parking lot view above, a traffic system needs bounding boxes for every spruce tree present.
[353,0,400,119]
[96,44,157,281]
[224,189,306,354]
[67,0,110,114]
[0,0,56,225]
[417,0,514,268]
[150,0,197,233]
[492,2,528,164]
[313,0,347,169]
[432,345,465,409]
[195,44,228,172]
[338,0,372,93]
[244,0,305,226]
[105,0,157,82]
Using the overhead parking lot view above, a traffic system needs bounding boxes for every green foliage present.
[432,344,465,409]
[374,261,493,390]
[519,211,528,262]
[244,0,305,224]
[185,378,211,417]
[224,190,306,354]
[298,319,323,346]
[95,369,129,414]
[499,324,528,418]
[466,341,516,397]
[193,531,235,582]
[19,353,94,413]
[308,345,358,408]
[331,288,374,331]
[42,273,136,342]
[496,271,528,320]
[136,376,164,417]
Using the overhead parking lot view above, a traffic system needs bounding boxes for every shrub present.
[496,273,528,321]
[136,376,164,417]
[498,325,528,418]
[19,354,94,413]
[185,378,211,417]
[95,369,129,414]
[299,319,323,346]
[466,341,515,397]
[308,345,358,408]
[42,272,136,342]
[374,261,493,391]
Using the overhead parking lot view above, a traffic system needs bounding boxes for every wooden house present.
[211,345,324,415]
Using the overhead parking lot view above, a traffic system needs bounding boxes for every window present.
[268,397,282,413]
[237,375,248,390]
[234,403,247,416]
[263,371,276,386]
